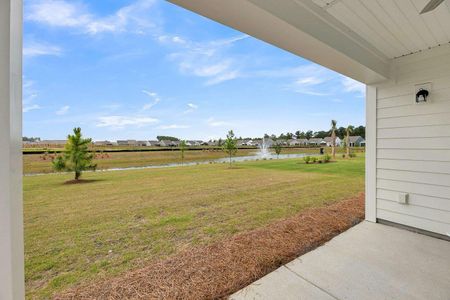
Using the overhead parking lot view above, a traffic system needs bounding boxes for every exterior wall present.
[374,45,450,236]
[0,0,24,299]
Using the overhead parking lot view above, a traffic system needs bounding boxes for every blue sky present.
[23,0,366,141]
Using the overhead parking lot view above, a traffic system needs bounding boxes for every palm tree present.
[345,125,353,158]
[330,120,337,159]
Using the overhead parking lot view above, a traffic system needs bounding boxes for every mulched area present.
[55,193,365,300]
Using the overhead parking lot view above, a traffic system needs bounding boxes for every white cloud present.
[25,0,157,35]
[142,90,160,110]
[206,117,231,127]
[97,115,158,128]
[283,65,336,96]
[158,124,190,129]
[56,105,70,115]
[161,34,248,85]
[23,79,42,113]
[23,41,62,57]
[342,77,365,95]
[23,104,41,113]
[295,77,324,86]
[183,102,198,114]
[187,103,198,109]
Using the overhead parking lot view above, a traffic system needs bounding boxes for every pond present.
[25,152,314,176]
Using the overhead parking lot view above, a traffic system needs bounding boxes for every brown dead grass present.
[54,193,364,300]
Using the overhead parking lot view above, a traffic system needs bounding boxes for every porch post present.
[365,85,377,222]
[0,0,25,299]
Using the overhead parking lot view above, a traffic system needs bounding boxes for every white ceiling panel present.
[313,0,450,58]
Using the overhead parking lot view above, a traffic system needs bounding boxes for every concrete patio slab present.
[230,266,335,300]
[230,221,450,300]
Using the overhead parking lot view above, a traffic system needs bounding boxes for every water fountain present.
[257,137,272,159]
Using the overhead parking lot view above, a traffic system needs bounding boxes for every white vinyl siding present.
[375,46,450,236]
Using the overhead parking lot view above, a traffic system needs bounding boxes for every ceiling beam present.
[168,0,391,84]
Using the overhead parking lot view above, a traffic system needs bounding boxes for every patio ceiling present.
[312,0,450,59]
[169,0,450,84]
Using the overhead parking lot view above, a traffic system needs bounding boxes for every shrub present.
[310,156,317,163]
[303,156,311,164]
[323,154,331,163]
[349,153,357,158]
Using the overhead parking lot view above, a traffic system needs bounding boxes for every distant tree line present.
[23,136,41,142]
[156,136,180,141]
[263,125,365,140]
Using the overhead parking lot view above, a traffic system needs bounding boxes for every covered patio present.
[231,221,450,299]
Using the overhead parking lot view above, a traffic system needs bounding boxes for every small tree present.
[222,130,237,167]
[345,125,353,158]
[52,127,96,180]
[273,142,282,159]
[330,120,337,159]
[179,140,187,166]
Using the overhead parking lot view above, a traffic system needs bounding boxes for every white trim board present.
[0,0,24,299]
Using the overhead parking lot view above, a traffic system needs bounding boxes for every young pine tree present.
[273,142,282,159]
[52,127,96,180]
[222,130,238,167]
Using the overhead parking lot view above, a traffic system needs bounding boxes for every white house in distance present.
[323,136,342,147]
[348,135,366,147]
[2,0,450,298]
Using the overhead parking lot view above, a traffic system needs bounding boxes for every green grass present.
[24,156,365,299]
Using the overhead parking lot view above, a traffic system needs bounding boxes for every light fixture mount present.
[414,82,432,104]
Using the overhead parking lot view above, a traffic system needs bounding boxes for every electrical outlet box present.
[398,193,408,204]
[414,82,432,104]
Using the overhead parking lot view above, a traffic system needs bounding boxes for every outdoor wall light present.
[416,88,429,103]
[414,82,432,104]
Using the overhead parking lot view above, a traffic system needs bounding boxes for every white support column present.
[0,0,24,299]
[365,85,377,222]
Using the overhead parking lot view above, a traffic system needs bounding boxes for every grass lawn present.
[24,156,365,299]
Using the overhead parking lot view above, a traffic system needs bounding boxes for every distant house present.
[248,139,261,147]
[147,140,159,147]
[298,139,309,146]
[187,140,203,146]
[348,136,366,147]
[323,136,342,147]
[37,140,67,146]
[170,140,181,147]
[237,139,251,146]
[308,138,326,146]
[135,141,149,147]
[116,140,141,146]
[93,140,113,146]
[275,139,288,146]
[158,140,172,147]
[288,139,308,146]
[208,140,219,147]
